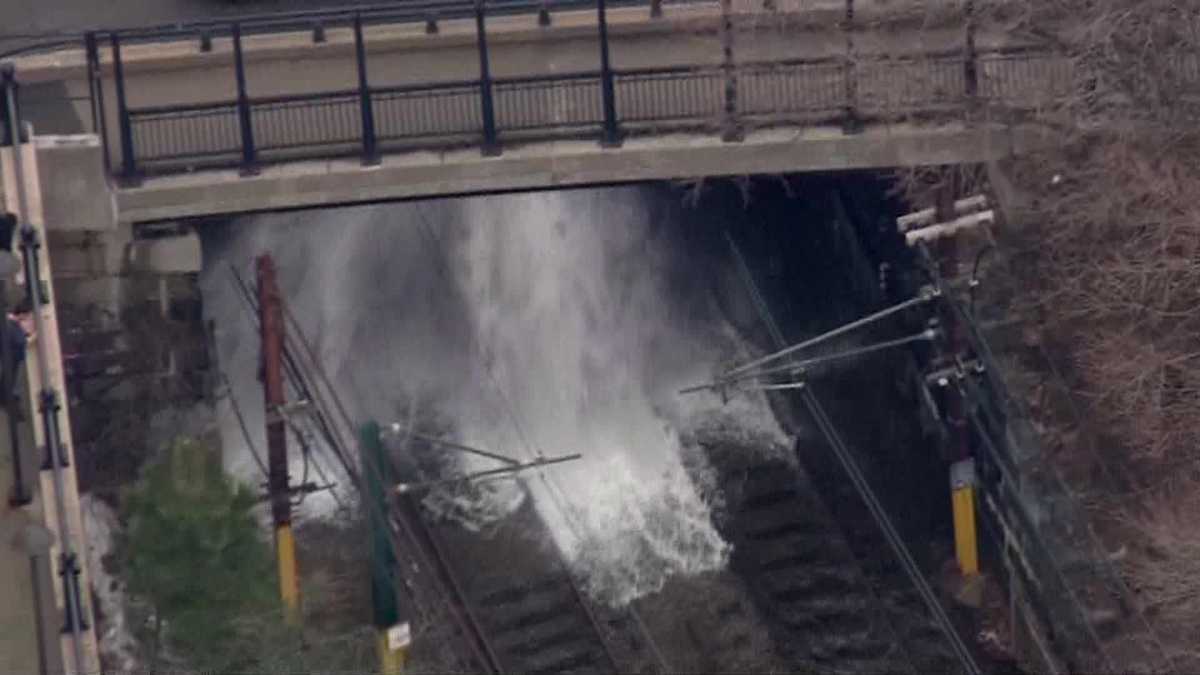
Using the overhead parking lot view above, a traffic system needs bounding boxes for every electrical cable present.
[724,228,786,347]
[291,432,311,507]
[968,244,993,318]
[411,205,670,674]
[229,264,355,518]
[385,424,520,466]
[920,238,1177,675]
[217,367,268,479]
[722,222,929,675]
[230,262,502,672]
[681,328,939,394]
[799,383,983,675]
[410,212,619,669]
[720,290,936,381]
[229,265,357,495]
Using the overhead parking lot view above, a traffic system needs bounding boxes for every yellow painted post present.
[376,622,410,675]
[259,256,301,623]
[275,524,300,624]
[950,458,979,576]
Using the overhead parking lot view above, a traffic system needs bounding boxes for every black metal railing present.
[64,0,1068,181]
[113,51,1063,178]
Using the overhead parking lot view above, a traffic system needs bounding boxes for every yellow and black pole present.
[934,182,980,583]
[361,422,408,674]
[950,458,979,576]
[258,255,300,623]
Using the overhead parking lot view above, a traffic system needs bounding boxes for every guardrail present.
[41,0,1068,182]
[108,52,1067,181]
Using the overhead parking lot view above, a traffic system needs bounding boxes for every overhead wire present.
[720,289,937,381]
[918,240,1178,674]
[410,204,671,674]
[229,264,352,507]
[217,367,269,479]
[721,223,925,675]
[799,383,983,675]
[226,265,344,513]
[230,261,503,672]
[680,328,939,394]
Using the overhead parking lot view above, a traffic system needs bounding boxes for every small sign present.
[950,458,977,490]
[387,622,411,651]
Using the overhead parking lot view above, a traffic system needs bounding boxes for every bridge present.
[4,0,1065,224]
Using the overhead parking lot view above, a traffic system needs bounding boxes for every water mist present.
[202,186,789,605]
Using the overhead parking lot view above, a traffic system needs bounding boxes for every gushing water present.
[203,186,788,604]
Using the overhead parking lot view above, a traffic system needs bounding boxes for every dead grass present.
[889,0,1200,668]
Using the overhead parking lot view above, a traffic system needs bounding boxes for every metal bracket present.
[395,453,582,494]
[58,552,89,633]
[266,399,312,426]
[924,358,985,388]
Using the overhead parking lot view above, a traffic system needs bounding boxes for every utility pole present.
[898,183,995,599]
[933,178,978,581]
[258,254,300,623]
[361,422,408,675]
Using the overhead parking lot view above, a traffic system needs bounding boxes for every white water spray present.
[204,186,788,604]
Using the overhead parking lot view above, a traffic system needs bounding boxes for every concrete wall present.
[115,122,1053,223]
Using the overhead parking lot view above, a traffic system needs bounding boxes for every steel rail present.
[799,383,983,675]
[410,207,672,674]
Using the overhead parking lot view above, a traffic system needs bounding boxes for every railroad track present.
[468,571,638,672]
[425,495,663,675]
[403,423,968,675]
[703,434,932,675]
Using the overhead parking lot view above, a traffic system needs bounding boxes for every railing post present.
[84,33,111,174]
[474,0,500,157]
[841,0,863,134]
[232,23,258,175]
[720,0,742,142]
[1,64,19,148]
[964,0,979,107]
[353,14,380,166]
[110,33,140,182]
[597,0,622,147]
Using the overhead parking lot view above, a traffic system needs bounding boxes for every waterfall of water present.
[202,186,789,605]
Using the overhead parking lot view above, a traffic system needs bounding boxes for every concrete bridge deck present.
[0,0,1065,224]
[116,122,1051,222]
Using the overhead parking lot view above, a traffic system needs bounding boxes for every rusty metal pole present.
[258,254,300,622]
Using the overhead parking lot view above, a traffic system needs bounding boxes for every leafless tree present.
[897,1,1200,666]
